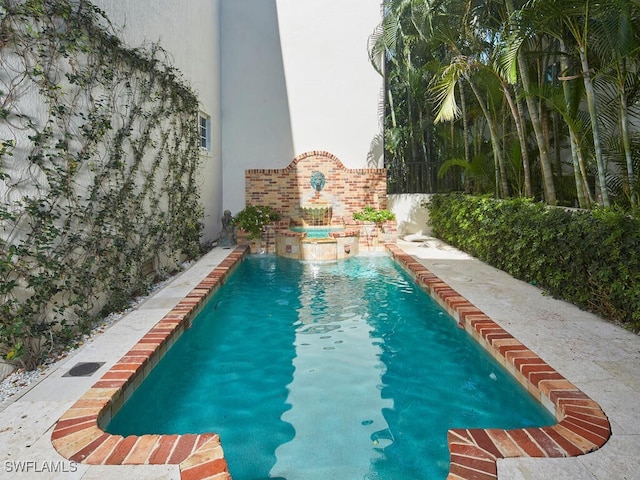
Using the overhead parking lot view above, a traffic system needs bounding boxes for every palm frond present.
[437,157,472,179]
[430,59,469,123]
[367,23,386,75]
[493,30,523,84]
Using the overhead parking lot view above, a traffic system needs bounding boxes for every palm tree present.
[431,54,512,197]
[590,0,640,206]
[504,0,557,204]
[372,0,640,211]
[557,38,593,208]
[524,0,612,206]
[369,0,436,190]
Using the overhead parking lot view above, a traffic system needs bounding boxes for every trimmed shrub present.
[427,194,640,332]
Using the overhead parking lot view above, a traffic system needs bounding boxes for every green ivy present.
[0,0,204,368]
[427,194,640,332]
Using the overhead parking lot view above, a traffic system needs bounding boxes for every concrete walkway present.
[0,240,638,479]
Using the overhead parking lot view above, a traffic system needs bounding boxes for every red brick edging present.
[51,244,610,480]
[385,244,611,480]
[51,246,249,480]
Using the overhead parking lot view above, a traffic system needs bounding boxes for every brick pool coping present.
[51,244,610,480]
[386,244,611,480]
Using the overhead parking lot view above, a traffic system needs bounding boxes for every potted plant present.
[232,205,281,252]
[353,206,395,232]
[353,206,395,246]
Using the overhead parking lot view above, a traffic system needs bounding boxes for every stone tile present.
[579,434,640,480]
[0,401,72,457]
[79,464,181,480]
[22,372,106,404]
[137,296,184,311]
[0,425,89,480]
[595,360,640,391]
[497,457,596,480]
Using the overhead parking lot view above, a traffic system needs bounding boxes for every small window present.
[199,113,211,151]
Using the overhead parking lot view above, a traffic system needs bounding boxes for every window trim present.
[199,112,211,152]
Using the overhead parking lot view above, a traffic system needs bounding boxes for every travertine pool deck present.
[0,239,638,479]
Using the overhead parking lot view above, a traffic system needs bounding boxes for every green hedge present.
[427,194,640,332]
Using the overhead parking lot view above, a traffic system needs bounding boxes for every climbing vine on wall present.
[0,0,204,368]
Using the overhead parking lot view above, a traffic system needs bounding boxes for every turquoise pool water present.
[289,226,344,238]
[107,255,554,479]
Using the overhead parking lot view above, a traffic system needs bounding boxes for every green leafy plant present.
[232,205,281,241]
[353,206,396,225]
[427,194,640,332]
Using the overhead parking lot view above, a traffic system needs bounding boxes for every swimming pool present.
[106,254,554,479]
[51,245,610,480]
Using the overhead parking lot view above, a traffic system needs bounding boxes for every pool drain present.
[63,362,105,377]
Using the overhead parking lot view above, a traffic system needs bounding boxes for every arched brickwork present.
[245,150,388,224]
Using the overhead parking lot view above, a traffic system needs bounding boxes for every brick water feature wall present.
[244,151,396,253]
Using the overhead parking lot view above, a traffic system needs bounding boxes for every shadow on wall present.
[220,0,295,212]
[366,131,384,169]
[388,194,432,237]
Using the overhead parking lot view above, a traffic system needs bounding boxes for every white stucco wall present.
[275,0,383,166]
[220,0,383,214]
[92,0,223,243]
[91,0,383,231]
[388,194,433,237]
[219,0,295,216]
